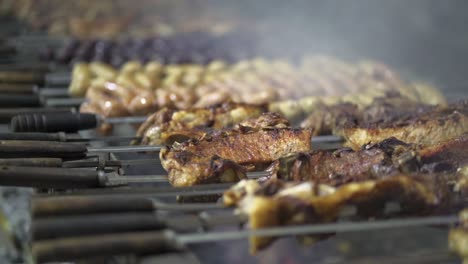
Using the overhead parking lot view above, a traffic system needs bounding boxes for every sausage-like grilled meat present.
[78,58,445,130]
[136,102,268,145]
[160,126,313,187]
[340,100,468,149]
[225,172,455,253]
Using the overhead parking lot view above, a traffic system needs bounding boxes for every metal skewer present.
[0,132,140,143]
[31,214,459,263]
[0,166,269,189]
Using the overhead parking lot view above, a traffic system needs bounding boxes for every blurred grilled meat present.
[77,58,446,131]
[160,125,313,187]
[449,209,468,262]
[225,172,456,252]
[136,102,268,146]
[340,100,468,149]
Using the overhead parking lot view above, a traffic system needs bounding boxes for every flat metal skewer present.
[31,214,460,263]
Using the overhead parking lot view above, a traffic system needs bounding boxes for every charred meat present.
[267,134,468,186]
[339,100,468,149]
[160,126,313,187]
[225,173,456,253]
[136,102,268,146]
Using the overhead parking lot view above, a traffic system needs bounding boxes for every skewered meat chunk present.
[267,138,410,186]
[160,126,313,187]
[267,134,468,186]
[449,209,468,263]
[340,100,468,149]
[136,102,268,146]
[225,173,454,253]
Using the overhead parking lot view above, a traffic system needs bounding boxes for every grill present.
[0,2,467,264]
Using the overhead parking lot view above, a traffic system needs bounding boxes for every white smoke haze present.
[212,0,467,94]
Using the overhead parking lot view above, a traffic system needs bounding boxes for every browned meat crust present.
[136,102,268,145]
[226,173,452,253]
[161,127,313,187]
[265,134,468,187]
[340,100,468,149]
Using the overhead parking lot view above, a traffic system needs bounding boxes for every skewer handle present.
[0,132,66,141]
[0,140,87,159]
[0,108,71,123]
[0,158,62,167]
[0,84,35,94]
[33,212,167,240]
[10,113,97,132]
[32,196,155,217]
[0,94,40,107]
[32,230,181,263]
[0,71,44,84]
[0,166,99,189]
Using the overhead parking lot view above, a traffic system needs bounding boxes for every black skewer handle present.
[0,166,99,189]
[32,230,181,263]
[0,84,35,94]
[32,196,155,217]
[0,140,87,159]
[0,94,41,107]
[0,132,66,141]
[0,108,71,123]
[10,113,98,133]
[33,212,167,240]
[0,158,62,167]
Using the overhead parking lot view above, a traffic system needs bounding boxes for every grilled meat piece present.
[299,102,360,136]
[161,127,313,187]
[267,138,409,186]
[226,172,457,253]
[267,134,468,186]
[340,100,468,149]
[136,102,268,146]
[299,94,441,136]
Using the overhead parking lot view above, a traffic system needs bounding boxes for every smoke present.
[209,0,468,95]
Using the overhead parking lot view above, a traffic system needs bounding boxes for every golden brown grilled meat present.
[225,173,453,253]
[340,100,468,149]
[136,102,269,146]
[160,127,313,187]
[77,58,446,130]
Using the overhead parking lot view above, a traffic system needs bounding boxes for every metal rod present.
[87,145,162,153]
[178,215,459,244]
[101,116,148,124]
[34,183,234,198]
[45,98,85,107]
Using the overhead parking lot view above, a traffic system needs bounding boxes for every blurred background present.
[1,0,467,94]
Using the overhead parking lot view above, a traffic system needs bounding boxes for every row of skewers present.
[0,43,466,263]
